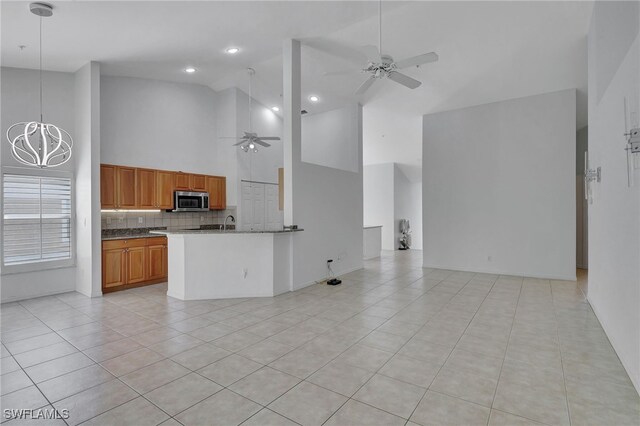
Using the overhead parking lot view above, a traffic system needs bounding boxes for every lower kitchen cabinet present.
[102,237,168,293]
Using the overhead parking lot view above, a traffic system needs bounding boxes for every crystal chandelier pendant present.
[6,3,74,168]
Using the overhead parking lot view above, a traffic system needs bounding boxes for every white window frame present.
[1,166,76,275]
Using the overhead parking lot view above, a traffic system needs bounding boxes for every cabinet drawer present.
[102,238,148,250]
[145,237,167,246]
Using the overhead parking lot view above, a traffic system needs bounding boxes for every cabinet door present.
[190,174,207,191]
[175,173,190,190]
[207,176,226,210]
[156,171,175,209]
[102,248,126,288]
[147,244,167,281]
[100,165,117,209]
[136,169,156,209]
[266,185,283,231]
[117,167,137,208]
[126,246,146,284]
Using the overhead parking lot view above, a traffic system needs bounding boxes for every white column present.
[282,39,301,225]
[74,62,101,297]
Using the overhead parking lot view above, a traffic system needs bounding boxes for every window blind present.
[2,174,72,266]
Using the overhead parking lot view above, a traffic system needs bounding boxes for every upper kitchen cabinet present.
[100,164,136,209]
[175,172,190,190]
[190,174,207,192]
[207,176,226,210]
[156,170,175,209]
[136,168,156,209]
[137,168,176,209]
[100,165,117,209]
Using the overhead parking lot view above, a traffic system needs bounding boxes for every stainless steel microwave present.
[173,191,209,212]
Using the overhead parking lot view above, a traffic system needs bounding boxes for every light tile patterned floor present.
[1,251,638,425]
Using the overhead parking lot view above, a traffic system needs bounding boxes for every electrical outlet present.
[243,268,248,279]
[118,217,124,224]
[138,217,143,224]
[487,255,493,262]
[106,217,112,225]
[200,216,205,223]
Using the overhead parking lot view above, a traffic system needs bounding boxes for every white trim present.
[422,262,577,281]
[588,294,640,395]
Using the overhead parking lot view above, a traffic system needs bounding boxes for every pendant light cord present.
[379,0,382,54]
[39,15,43,122]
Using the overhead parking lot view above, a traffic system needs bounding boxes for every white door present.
[265,185,283,230]
[251,184,265,231]
[241,182,254,231]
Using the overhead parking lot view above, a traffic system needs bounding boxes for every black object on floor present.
[327,278,342,285]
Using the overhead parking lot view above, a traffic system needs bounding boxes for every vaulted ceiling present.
[2,1,593,179]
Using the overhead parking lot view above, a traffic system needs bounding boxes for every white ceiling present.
[1,1,593,179]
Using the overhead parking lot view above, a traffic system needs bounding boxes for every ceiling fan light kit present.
[7,2,74,168]
[327,0,439,95]
[222,68,281,153]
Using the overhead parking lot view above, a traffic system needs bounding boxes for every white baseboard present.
[1,287,76,304]
[422,262,577,281]
[587,294,640,395]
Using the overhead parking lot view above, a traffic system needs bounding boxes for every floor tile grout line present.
[403,273,501,425]
[487,276,523,421]
[550,281,574,426]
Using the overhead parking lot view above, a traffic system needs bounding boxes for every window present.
[2,172,73,271]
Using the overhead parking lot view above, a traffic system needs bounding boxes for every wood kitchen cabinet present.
[156,170,175,209]
[100,164,137,209]
[190,174,207,192]
[100,165,117,209]
[207,176,226,210]
[101,237,168,293]
[175,172,190,190]
[100,164,225,210]
[147,239,168,281]
[136,168,156,209]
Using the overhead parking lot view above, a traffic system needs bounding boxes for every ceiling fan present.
[326,0,439,95]
[222,68,280,152]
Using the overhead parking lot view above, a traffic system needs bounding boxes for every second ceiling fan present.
[328,1,439,95]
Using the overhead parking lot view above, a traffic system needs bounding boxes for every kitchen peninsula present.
[150,229,302,300]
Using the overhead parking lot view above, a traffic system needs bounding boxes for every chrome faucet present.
[223,215,235,231]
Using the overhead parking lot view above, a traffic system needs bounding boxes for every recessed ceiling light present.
[309,95,319,102]
[225,47,240,54]
[184,67,197,73]
[271,106,280,112]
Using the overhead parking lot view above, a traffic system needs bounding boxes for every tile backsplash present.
[101,207,237,230]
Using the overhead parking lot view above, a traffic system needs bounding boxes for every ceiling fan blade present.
[233,141,246,146]
[394,52,439,69]
[254,140,271,147]
[387,72,422,89]
[257,136,280,141]
[219,136,244,139]
[355,76,376,95]
[359,45,381,63]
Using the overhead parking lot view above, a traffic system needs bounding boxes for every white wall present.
[292,102,364,288]
[0,67,77,302]
[74,62,102,298]
[363,163,394,250]
[302,106,359,173]
[587,1,640,393]
[236,88,284,185]
[100,76,219,176]
[394,165,422,250]
[422,89,576,280]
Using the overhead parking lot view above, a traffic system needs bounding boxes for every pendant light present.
[6,2,73,168]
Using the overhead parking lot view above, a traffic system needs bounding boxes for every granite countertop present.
[102,234,163,241]
[149,228,303,235]
[102,225,237,240]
